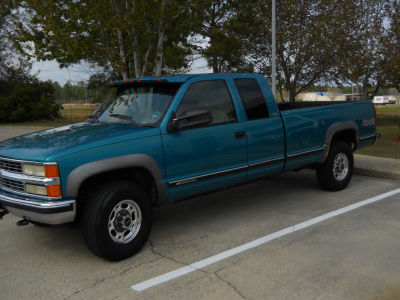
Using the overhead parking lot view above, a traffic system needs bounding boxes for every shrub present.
[0,81,61,122]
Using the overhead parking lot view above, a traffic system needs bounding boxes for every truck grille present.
[0,177,25,192]
[0,159,22,174]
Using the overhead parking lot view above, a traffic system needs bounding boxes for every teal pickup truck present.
[0,74,378,260]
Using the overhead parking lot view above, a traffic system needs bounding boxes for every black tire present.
[81,180,152,261]
[316,141,354,191]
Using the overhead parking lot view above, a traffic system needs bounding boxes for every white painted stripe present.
[132,187,400,292]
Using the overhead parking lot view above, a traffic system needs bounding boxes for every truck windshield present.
[90,83,181,126]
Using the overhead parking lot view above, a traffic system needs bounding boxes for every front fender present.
[64,154,166,203]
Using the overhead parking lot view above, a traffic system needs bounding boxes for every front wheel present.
[81,180,152,261]
[316,141,354,191]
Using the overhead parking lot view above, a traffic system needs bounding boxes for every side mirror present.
[167,110,212,133]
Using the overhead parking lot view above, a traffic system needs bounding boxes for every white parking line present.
[132,187,400,292]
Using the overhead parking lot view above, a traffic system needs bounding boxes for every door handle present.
[235,131,246,139]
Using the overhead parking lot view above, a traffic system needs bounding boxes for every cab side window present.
[234,78,269,120]
[176,80,237,126]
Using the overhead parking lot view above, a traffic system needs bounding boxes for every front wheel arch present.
[64,154,166,204]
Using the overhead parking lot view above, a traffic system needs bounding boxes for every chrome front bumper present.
[0,191,75,224]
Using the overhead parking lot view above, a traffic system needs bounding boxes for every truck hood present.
[0,122,160,162]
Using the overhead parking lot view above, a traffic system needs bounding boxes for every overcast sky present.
[31,58,212,86]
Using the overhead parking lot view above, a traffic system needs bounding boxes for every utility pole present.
[271,0,277,99]
[68,69,72,123]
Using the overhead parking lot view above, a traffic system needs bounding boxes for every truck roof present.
[108,73,263,87]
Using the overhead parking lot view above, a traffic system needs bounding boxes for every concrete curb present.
[354,154,400,182]
[354,168,400,181]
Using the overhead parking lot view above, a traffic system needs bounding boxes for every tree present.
[192,0,258,73]
[255,0,358,102]
[0,0,32,81]
[335,0,387,100]
[0,78,61,122]
[0,0,61,121]
[383,0,400,93]
[16,0,194,80]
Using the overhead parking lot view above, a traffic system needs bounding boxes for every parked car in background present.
[373,95,391,105]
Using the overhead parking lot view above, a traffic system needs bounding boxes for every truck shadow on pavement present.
[6,170,320,262]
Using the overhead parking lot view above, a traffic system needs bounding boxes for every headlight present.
[25,184,47,196]
[22,163,61,197]
[23,164,45,177]
[22,164,59,178]
[25,184,62,197]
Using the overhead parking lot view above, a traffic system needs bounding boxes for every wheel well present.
[331,129,357,150]
[76,167,157,220]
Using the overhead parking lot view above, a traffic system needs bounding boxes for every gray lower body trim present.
[168,156,285,187]
[248,156,285,168]
[0,192,75,224]
[168,148,325,188]
[168,165,248,187]
[286,147,325,159]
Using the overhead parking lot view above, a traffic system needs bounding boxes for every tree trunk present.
[212,52,218,73]
[278,87,284,102]
[153,0,168,76]
[132,36,141,78]
[362,81,368,101]
[109,0,128,80]
[118,29,128,80]
[154,27,165,76]
[209,34,218,73]
[287,83,296,103]
[141,41,151,77]
[102,28,117,76]
[370,81,380,100]
[289,91,296,103]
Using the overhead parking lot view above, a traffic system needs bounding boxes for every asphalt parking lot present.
[0,127,400,300]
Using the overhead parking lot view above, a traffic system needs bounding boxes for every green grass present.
[374,105,400,114]
[0,104,97,127]
[356,105,400,159]
[61,105,96,122]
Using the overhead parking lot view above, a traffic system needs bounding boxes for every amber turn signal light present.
[45,165,59,178]
[47,185,62,197]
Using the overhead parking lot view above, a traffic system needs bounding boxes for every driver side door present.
[161,78,247,201]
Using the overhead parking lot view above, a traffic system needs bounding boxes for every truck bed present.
[278,101,350,111]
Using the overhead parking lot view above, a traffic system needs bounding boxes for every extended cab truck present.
[0,74,378,260]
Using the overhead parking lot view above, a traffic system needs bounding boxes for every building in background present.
[296,92,362,102]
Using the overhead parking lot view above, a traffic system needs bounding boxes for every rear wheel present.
[316,141,354,191]
[81,180,152,261]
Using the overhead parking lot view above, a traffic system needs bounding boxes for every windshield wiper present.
[109,113,133,120]
[108,113,155,127]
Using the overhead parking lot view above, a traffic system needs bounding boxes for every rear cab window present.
[234,78,269,120]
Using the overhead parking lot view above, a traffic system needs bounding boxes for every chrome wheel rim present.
[108,199,142,244]
[333,153,349,181]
